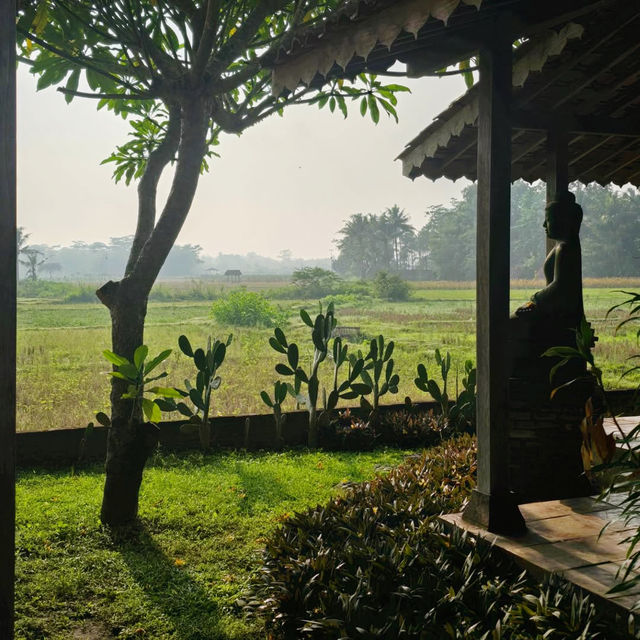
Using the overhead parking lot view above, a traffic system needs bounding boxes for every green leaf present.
[178,335,193,357]
[133,345,149,369]
[274,327,288,348]
[189,388,205,411]
[144,349,172,374]
[327,389,339,410]
[275,363,294,376]
[141,397,162,423]
[95,412,111,427]
[64,68,80,104]
[148,386,182,398]
[287,343,299,370]
[269,337,287,354]
[194,348,206,371]
[103,350,129,367]
[360,96,367,117]
[260,391,273,407]
[300,309,313,327]
[351,383,371,395]
[368,94,379,123]
[118,363,139,380]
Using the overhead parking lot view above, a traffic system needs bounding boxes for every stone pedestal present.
[508,374,595,504]
[507,318,595,503]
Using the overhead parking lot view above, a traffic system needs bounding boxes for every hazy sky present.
[17,66,469,259]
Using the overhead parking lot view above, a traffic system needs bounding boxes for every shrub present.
[63,284,98,303]
[291,267,342,299]
[372,271,410,301]
[244,437,624,639]
[211,289,284,327]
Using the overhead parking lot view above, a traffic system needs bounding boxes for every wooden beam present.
[513,111,640,138]
[0,0,16,637]
[546,128,569,252]
[462,17,525,535]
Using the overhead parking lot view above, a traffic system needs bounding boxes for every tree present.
[40,261,63,279]
[381,205,414,270]
[18,248,46,281]
[17,1,407,525]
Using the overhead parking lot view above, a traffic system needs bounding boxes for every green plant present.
[158,334,232,449]
[543,307,640,595]
[415,351,476,431]
[372,271,410,301]
[291,267,342,299]
[357,334,399,413]
[245,436,628,639]
[102,345,176,424]
[211,289,284,327]
[268,303,368,448]
[260,381,288,449]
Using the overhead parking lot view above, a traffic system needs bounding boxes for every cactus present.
[260,381,288,449]
[357,335,399,414]
[268,302,368,448]
[415,350,476,431]
[157,334,232,449]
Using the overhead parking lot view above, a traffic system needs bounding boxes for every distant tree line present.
[18,236,204,280]
[332,181,640,280]
[16,236,331,280]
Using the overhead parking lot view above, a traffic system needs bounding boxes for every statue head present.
[544,191,583,241]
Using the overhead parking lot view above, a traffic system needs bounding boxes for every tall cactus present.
[157,334,232,449]
[358,335,400,413]
[268,302,368,448]
[260,381,288,449]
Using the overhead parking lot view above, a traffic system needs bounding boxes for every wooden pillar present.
[545,127,569,253]
[0,0,17,637]
[463,21,525,535]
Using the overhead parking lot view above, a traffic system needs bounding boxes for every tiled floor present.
[441,495,640,613]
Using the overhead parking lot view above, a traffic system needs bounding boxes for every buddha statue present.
[509,191,585,378]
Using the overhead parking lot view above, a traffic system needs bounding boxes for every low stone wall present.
[16,401,435,468]
[17,390,637,469]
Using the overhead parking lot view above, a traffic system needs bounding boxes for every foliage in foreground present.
[244,436,633,639]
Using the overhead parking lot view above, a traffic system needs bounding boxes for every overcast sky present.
[17,66,470,259]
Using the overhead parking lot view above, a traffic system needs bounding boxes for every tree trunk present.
[97,99,209,527]
[99,282,158,526]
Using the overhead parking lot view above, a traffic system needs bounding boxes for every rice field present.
[16,279,640,432]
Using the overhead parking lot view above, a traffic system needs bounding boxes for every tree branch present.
[208,0,289,78]
[130,99,209,292]
[191,0,219,79]
[57,87,154,100]
[17,26,139,92]
[125,103,182,277]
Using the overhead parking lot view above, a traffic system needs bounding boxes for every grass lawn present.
[16,448,413,640]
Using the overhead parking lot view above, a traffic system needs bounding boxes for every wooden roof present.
[399,2,640,187]
[271,0,611,95]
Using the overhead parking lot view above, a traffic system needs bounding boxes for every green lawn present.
[16,448,412,640]
[16,282,640,431]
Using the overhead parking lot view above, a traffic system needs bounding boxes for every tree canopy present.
[332,182,640,281]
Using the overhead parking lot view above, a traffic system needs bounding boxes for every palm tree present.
[382,206,415,270]
[336,213,377,278]
[19,248,46,281]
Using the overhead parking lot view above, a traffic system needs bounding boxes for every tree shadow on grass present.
[114,524,248,640]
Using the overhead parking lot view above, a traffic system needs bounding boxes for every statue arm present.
[532,242,581,313]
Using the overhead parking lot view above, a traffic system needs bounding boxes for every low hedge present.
[242,436,631,639]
